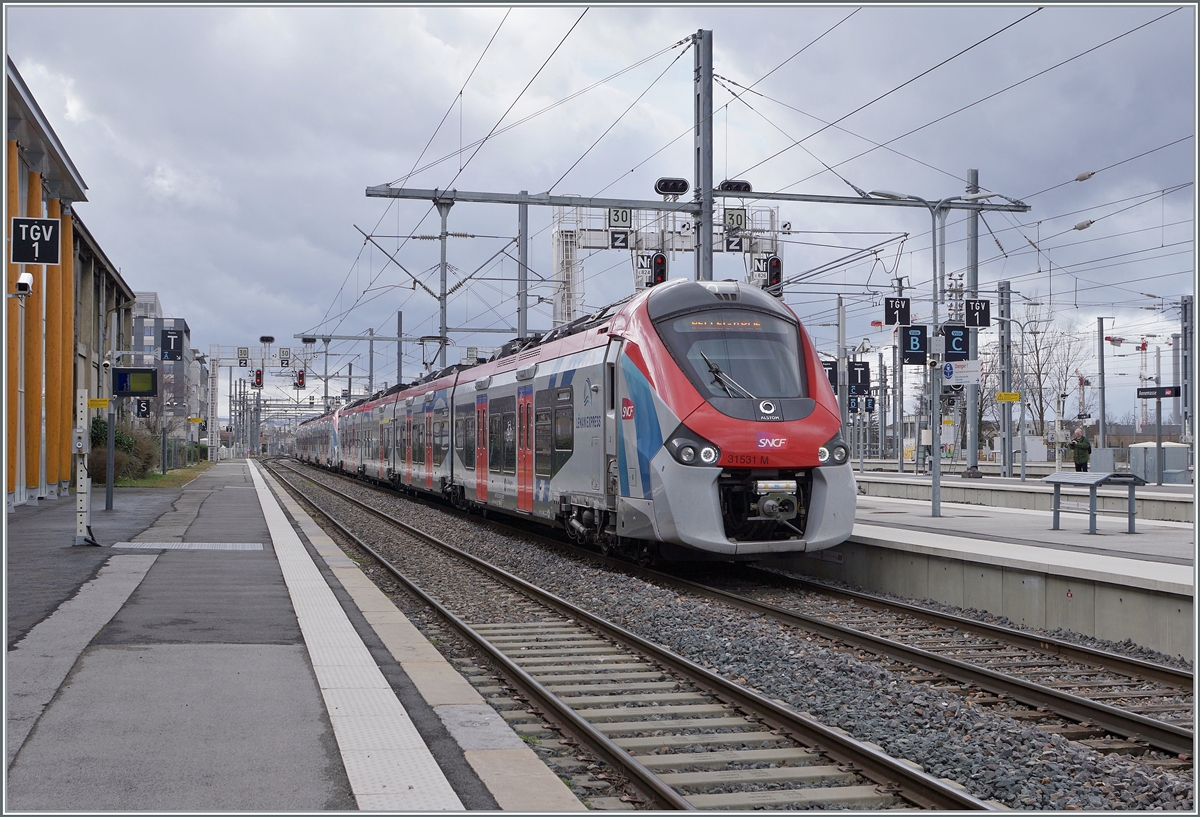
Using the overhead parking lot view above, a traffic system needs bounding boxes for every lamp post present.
[869,190,1000,516]
[991,315,1036,481]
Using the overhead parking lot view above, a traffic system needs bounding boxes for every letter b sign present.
[902,325,928,365]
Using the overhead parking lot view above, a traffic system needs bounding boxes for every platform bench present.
[1042,471,1147,534]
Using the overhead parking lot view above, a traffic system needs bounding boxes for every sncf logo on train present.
[621,398,635,421]
[757,434,788,449]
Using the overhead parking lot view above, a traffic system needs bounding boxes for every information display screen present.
[113,368,158,397]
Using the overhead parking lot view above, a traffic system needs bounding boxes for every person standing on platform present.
[1067,427,1091,472]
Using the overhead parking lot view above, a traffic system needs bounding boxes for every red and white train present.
[296,279,855,561]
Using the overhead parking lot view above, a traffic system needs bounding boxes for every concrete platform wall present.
[857,478,1193,523]
[785,543,1194,661]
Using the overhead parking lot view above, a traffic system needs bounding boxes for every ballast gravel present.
[290,466,1194,811]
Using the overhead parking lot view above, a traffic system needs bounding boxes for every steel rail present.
[281,459,1193,757]
[266,463,693,809]
[737,565,1193,692]
[627,565,1194,758]
[272,461,995,811]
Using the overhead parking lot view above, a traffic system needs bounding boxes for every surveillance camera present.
[102,359,112,373]
[15,271,33,296]
[928,357,941,368]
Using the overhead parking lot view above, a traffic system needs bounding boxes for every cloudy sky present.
[6,4,1195,421]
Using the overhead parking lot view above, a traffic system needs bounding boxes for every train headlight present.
[665,425,721,467]
[818,433,850,466]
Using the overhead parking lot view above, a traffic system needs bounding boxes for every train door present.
[404,408,413,485]
[424,409,434,489]
[475,395,488,501]
[380,416,388,479]
[603,339,623,497]
[388,402,399,481]
[517,385,534,512]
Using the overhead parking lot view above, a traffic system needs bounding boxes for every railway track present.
[639,564,1194,762]
[283,460,1192,765]
[265,460,994,810]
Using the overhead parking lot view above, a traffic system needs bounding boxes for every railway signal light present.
[295,369,305,389]
[765,255,782,294]
[253,369,263,388]
[718,179,753,193]
[654,177,690,196]
[650,252,668,286]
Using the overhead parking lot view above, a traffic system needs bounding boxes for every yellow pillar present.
[6,141,20,496]
[60,208,75,490]
[24,170,44,495]
[45,198,62,492]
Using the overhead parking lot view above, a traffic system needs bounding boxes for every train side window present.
[463,417,475,469]
[433,420,447,466]
[413,420,425,464]
[534,408,552,476]
[554,406,574,452]
[502,411,516,473]
[489,413,502,473]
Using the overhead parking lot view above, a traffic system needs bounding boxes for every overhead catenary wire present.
[316,10,589,341]
[713,74,871,200]
[312,11,1190,379]
[546,42,693,194]
[733,7,1043,180]
[714,74,969,188]
[389,9,512,190]
[591,10,860,198]
[774,7,1181,196]
[385,39,688,185]
[312,13,512,336]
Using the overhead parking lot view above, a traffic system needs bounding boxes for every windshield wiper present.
[700,352,756,399]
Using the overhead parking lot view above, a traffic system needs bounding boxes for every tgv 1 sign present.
[10,217,61,265]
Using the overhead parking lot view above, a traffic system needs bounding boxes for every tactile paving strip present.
[248,462,462,811]
[111,542,263,550]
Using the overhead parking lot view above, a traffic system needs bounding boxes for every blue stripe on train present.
[619,355,661,500]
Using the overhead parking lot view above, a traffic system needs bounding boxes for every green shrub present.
[90,416,136,454]
[125,429,160,479]
[88,447,129,484]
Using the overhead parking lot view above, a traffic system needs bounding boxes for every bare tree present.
[1016,304,1092,437]
[976,342,1002,452]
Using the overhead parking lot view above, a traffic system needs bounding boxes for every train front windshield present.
[655,309,806,399]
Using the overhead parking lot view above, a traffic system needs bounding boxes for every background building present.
[7,59,199,511]
[132,292,207,443]
[7,57,131,510]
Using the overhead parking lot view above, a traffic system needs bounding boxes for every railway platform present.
[779,487,1195,661]
[4,459,583,812]
[852,467,1193,523]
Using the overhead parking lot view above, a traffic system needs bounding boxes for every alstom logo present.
[621,398,635,421]
[757,434,787,449]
